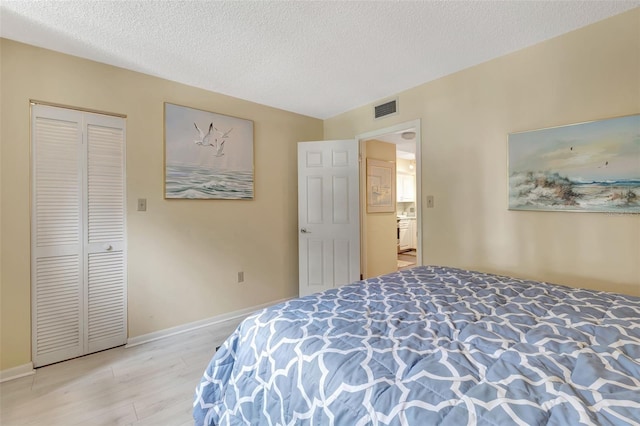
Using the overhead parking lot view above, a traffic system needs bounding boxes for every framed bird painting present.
[164,102,254,199]
[508,114,639,213]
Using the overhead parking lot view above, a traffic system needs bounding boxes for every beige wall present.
[327,10,640,296]
[0,39,323,370]
[363,140,397,278]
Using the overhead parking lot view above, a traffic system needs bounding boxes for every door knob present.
[103,243,113,251]
[300,228,311,234]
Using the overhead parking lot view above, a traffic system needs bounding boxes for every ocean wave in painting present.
[166,165,253,199]
[509,171,639,212]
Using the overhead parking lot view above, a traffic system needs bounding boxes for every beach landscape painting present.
[508,114,640,213]
[164,103,254,199]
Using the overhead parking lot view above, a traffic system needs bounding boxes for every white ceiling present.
[372,129,417,159]
[1,1,637,119]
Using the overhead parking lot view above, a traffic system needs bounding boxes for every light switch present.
[137,198,147,211]
[426,195,434,208]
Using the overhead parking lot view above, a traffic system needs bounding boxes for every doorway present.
[357,120,422,278]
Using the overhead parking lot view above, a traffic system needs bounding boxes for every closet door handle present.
[103,243,113,251]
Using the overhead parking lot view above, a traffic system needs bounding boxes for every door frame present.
[356,119,422,277]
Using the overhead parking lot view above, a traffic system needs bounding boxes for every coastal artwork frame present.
[164,102,254,199]
[508,114,639,213]
[367,158,396,213]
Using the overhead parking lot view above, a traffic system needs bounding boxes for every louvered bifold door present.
[85,114,127,354]
[32,105,126,367]
[31,105,85,367]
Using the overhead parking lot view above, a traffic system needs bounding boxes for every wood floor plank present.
[0,318,241,426]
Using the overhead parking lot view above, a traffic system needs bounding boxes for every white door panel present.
[31,104,126,367]
[85,118,126,353]
[31,107,85,366]
[298,140,360,297]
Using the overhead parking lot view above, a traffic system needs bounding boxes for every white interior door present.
[298,140,360,297]
[31,106,85,367]
[31,104,126,367]
[85,117,127,354]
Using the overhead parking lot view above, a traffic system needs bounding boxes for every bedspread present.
[194,266,640,425]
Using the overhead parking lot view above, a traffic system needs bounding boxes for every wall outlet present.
[237,271,244,283]
[137,198,147,211]
[426,195,434,208]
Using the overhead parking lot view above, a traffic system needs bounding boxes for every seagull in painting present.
[203,126,231,157]
[212,140,225,157]
[215,127,233,139]
[213,127,232,147]
[598,161,609,168]
[194,123,214,146]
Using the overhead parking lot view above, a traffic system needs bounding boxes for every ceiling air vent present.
[374,99,398,119]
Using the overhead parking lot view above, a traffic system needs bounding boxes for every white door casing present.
[356,119,423,273]
[298,140,360,297]
[31,104,126,367]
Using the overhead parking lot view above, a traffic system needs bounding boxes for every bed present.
[193,266,640,425]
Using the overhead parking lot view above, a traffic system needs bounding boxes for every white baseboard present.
[126,297,292,348]
[0,363,35,383]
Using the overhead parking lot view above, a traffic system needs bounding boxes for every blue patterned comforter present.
[194,266,640,425]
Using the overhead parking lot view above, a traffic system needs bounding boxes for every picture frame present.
[164,102,254,199]
[367,158,396,213]
[508,114,639,213]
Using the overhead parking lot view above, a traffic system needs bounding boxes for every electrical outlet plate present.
[137,198,147,211]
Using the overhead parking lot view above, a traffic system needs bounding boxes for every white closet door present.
[32,105,126,367]
[85,115,127,353]
[31,106,85,367]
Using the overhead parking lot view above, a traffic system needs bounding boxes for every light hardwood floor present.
[0,318,242,426]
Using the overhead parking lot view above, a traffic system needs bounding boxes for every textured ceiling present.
[1,1,638,119]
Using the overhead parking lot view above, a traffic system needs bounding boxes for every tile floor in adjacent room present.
[0,318,241,426]
[397,249,417,271]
